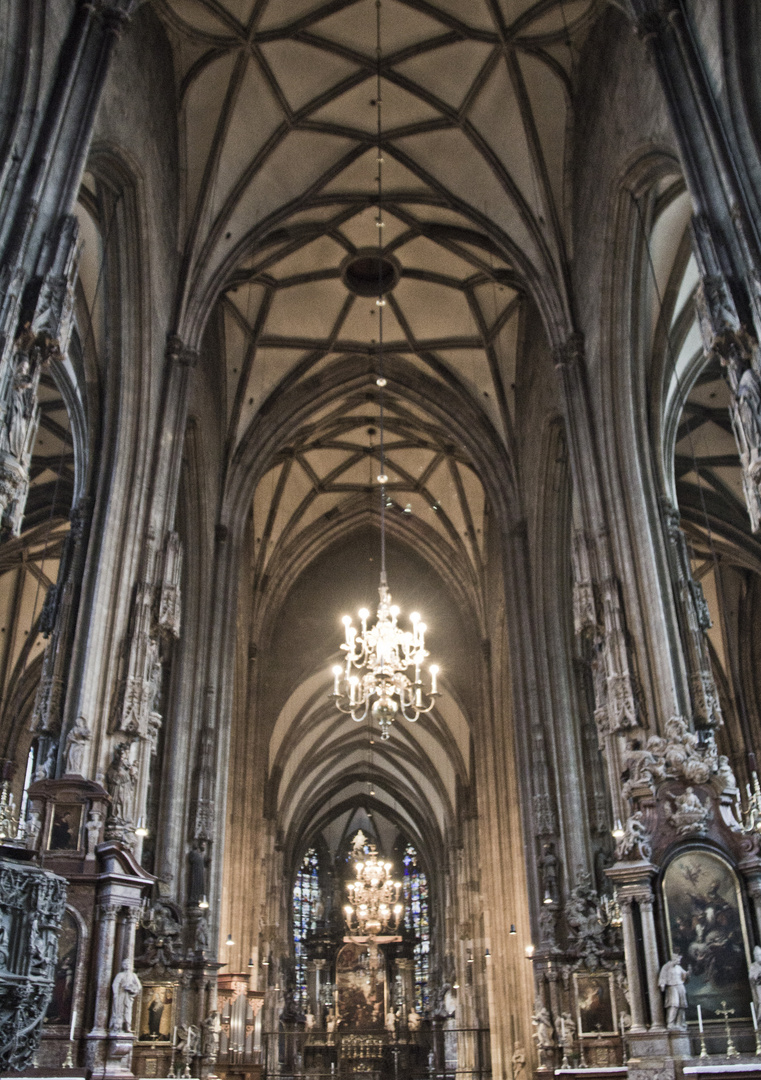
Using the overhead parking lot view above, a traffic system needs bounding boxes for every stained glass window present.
[293,848,321,1009]
[402,843,430,1011]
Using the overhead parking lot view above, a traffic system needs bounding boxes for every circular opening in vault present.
[341,249,401,297]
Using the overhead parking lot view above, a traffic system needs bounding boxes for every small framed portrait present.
[574,971,617,1036]
[48,804,83,851]
[138,984,176,1043]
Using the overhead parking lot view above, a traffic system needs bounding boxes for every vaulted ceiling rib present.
[153,0,598,859]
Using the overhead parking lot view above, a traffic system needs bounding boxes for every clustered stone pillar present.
[639,893,666,1030]
[87,902,119,1053]
[618,895,647,1032]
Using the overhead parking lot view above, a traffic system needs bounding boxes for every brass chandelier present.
[344,832,403,936]
[330,0,441,741]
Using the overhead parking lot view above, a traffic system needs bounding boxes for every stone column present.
[618,895,647,1032]
[0,1,139,536]
[307,958,326,1019]
[629,0,761,534]
[746,873,761,936]
[396,957,415,1016]
[639,895,666,1030]
[85,901,119,1071]
[554,335,643,820]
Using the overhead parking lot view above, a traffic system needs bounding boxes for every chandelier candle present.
[331,574,440,738]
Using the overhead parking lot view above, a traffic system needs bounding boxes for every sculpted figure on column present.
[63,716,91,775]
[658,954,688,1029]
[106,742,137,822]
[109,959,141,1032]
[532,997,555,1068]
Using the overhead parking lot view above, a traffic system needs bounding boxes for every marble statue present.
[659,954,688,1028]
[63,716,91,775]
[109,959,141,1033]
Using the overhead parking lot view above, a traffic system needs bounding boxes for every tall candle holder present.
[752,1000,761,1056]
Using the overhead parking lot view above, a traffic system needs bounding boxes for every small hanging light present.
[226,933,234,947]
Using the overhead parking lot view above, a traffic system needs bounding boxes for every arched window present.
[293,848,320,1009]
[402,843,430,1011]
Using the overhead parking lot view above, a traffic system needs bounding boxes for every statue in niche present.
[85,808,103,856]
[34,741,57,781]
[106,742,137,822]
[25,810,42,850]
[538,841,558,903]
[3,341,38,458]
[109,959,141,1033]
[659,954,688,1029]
[188,839,208,903]
[63,716,90,775]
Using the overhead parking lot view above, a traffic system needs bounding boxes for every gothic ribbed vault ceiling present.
[150,0,601,854]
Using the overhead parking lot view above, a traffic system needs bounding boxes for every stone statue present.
[511,1043,526,1079]
[63,716,90,775]
[85,808,103,857]
[34,741,57,781]
[4,349,37,459]
[201,1011,221,1061]
[305,1010,315,1031]
[749,946,761,1017]
[531,997,555,1068]
[668,787,710,835]
[106,742,137,822]
[538,841,558,903]
[188,839,208,903]
[408,1008,421,1032]
[109,959,141,1033]
[194,913,210,952]
[24,810,42,850]
[385,1008,397,1035]
[659,953,688,1028]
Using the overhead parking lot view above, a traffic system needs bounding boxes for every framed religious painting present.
[574,971,617,1036]
[48,804,83,851]
[137,983,176,1043]
[662,848,752,1022]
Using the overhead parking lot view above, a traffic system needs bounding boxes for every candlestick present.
[752,1002,761,1056]
[716,1001,739,1058]
[619,1013,628,1064]
[69,1007,77,1044]
[697,1004,709,1060]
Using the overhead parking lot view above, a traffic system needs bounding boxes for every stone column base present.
[86,1031,136,1079]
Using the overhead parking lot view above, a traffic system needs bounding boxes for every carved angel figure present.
[615,811,652,862]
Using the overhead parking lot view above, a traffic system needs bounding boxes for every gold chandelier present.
[330,0,441,741]
[344,832,403,936]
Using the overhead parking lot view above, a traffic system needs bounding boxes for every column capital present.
[552,330,584,372]
[166,333,199,369]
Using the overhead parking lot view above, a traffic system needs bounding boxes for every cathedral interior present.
[4,1,761,1079]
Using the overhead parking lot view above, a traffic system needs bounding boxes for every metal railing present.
[259,1026,491,1080]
